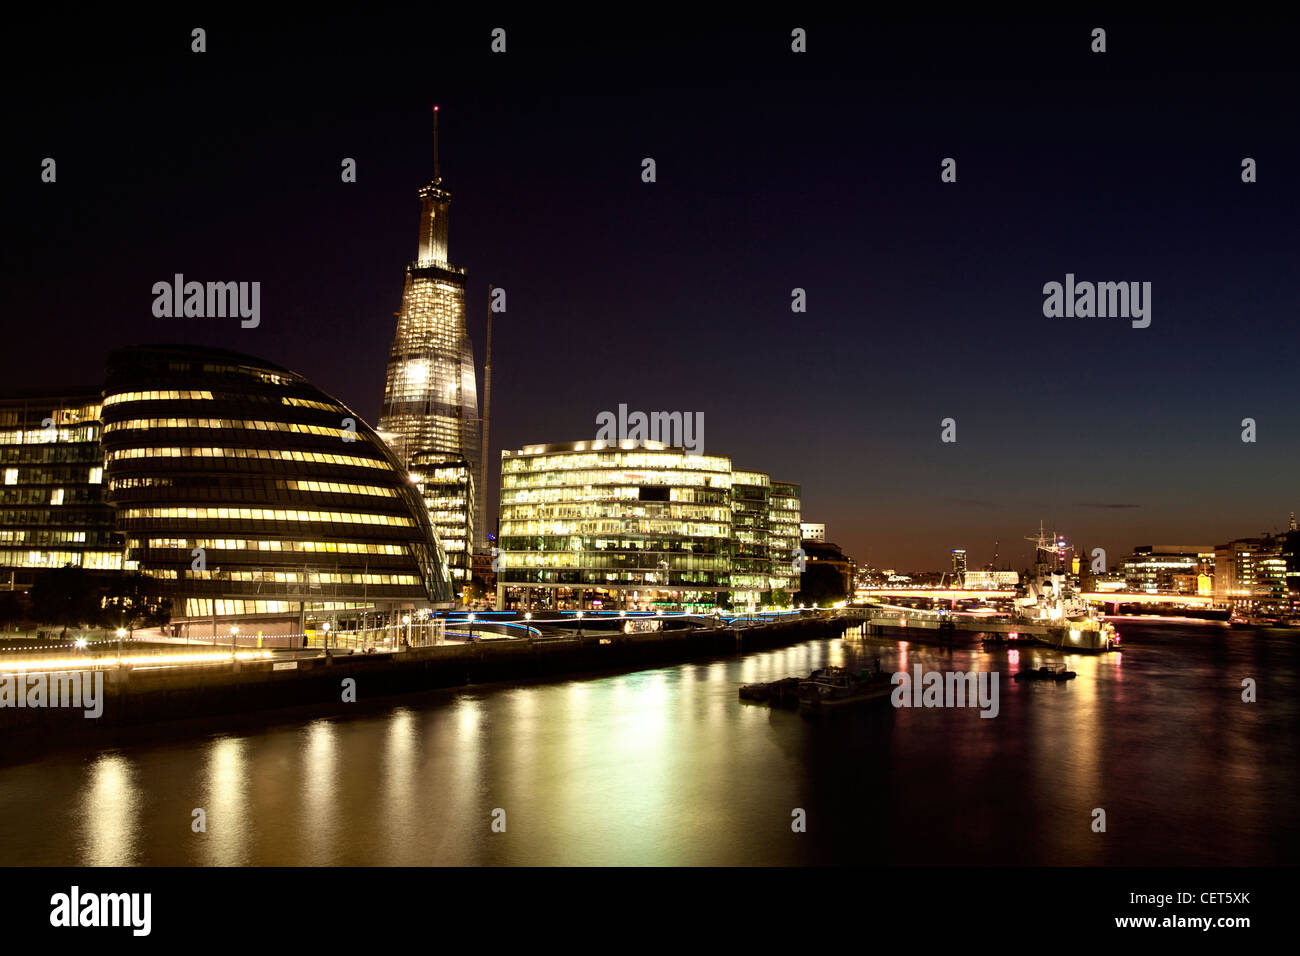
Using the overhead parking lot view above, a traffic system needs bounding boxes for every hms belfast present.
[377,107,481,587]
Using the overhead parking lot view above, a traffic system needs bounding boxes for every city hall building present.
[99,345,453,627]
[495,440,801,611]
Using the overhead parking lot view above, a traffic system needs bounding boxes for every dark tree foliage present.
[795,563,848,606]
[28,566,171,633]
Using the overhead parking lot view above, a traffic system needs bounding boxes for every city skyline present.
[6,15,1298,570]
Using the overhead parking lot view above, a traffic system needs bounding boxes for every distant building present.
[1087,570,1128,593]
[1214,535,1287,611]
[799,522,825,542]
[1285,515,1300,612]
[951,549,967,580]
[800,538,855,599]
[1121,545,1214,594]
[0,387,125,588]
[961,569,1018,589]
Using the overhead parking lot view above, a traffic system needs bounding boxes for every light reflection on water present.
[1,623,1295,865]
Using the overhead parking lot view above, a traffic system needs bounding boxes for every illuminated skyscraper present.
[378,108,480,582]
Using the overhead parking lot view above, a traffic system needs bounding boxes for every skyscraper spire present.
[378,109,481,593]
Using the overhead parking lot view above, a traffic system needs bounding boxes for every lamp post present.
[322,620,330,656]
[576,609,583,638]
[230,624,239,663]
[467,612,475,643]
[402,613,411,648]
[115,626,126,666]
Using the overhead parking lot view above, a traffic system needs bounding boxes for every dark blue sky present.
[5,14,1298,570]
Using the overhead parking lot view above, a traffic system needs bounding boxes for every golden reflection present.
[80,753,140,866]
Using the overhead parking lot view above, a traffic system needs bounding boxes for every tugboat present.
[1013,524,1118,652]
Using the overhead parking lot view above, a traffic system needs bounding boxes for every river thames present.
[1,622,1295,866]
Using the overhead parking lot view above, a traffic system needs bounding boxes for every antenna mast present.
[433,105,441,183]
[478,284,494,552]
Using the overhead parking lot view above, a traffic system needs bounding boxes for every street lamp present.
[402,613,411,648]
[468,612,475,643]
[115,626,126,664]
[322,620,330,655]
[230,624,239,662]
[576,609,584,638]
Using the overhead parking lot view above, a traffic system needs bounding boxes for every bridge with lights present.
[852,588,1215,607]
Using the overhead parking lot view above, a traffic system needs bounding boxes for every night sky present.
[6,14,1298,571]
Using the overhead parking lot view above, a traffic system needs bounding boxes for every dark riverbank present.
[1,616,848,751]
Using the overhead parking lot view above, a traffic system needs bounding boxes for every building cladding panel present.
[0,387,122,583]
[101,345,452,612]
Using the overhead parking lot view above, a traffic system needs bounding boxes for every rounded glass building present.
[101,346,452,626]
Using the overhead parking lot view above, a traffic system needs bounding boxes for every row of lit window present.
[104,418,370,440]
[499,570,731,586]
[0,550,124,569]
[501,469,730,490]
[495,553,731,570]
[0,529,91,543]
[0,509,112,525]
[4,466,103,485]
[120,506,414,526]
[499,521,731,538]
[142,537,409,555]
[501,503,731,522]
[0,426,100,445]
[283,480,397,497]
[103,390,215,406]
[105,447,390,468]
[161,569,421,586]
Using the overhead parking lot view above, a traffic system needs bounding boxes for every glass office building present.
[497,440,803,611]
[101,345,453,623]
[0,387,124,587]
[498,441,734,611]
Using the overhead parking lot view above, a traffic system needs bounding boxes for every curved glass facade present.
[102,346,452,619]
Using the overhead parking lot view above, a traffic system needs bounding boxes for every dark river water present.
[1,622,1295,865]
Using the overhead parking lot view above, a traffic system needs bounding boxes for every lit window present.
[3,469,16,485]
[50,488,64,505]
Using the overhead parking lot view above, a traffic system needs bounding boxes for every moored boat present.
[1013,663,1077,682]
[797,666,893,714]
